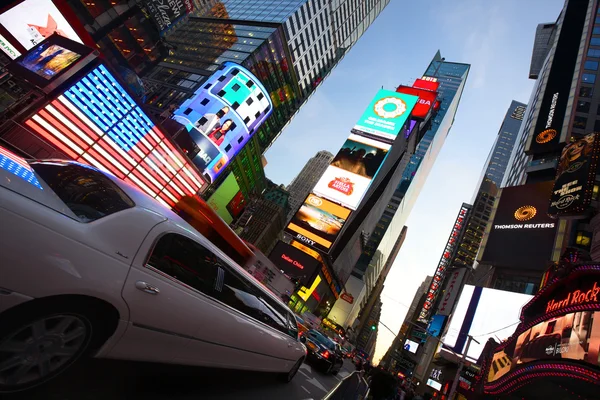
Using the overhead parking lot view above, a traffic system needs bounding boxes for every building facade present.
[286,150,333,220]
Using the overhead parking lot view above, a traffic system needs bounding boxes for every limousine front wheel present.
[0,310,93,393]
[279,357,303,383]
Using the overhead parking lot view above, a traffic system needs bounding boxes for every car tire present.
[278,357,303,383]
[331,368,339,376]
[0,305,95,393]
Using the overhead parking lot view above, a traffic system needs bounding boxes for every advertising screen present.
[426,379,442,391]
[427,314,447,338]
[488,309,600,382]
[396,85,437,119]
[24,64,205,208]
[352,90,418,141]
[0,34,21,59]
[413,77,440,92]
[549,132,600,218]
[173,62,272,183]
[480,182,557,269]
[404,339,419,354]
[18,41,80,80]
[285,193,351,252]
[313,133,391,210]
[0,0,83,50]
[206,173,244,224]
[444,286,533,360]
[144,0,194,35]
[269,241,320,285]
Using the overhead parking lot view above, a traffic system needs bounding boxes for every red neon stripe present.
[173,173,195,195]
[156,190,176,207]
[25,119,79,159]
[83,147,126,179]
[126,163,161,195]
[147,151,175,180]
[162,181,184,200]
[38,109,91,153]
[143,129,158,147]
[176,165,202,193]
[137,158,168,187]
[94,141,135,172]
[51,100,102,142]
[0,147,30,169]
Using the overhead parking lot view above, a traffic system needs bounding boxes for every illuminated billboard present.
[285,193,351,252]
[396,85,437,119]
[413,77,440,92]
[404,339,419,354]
[480,182,557,269]
[444,285,533,360]
[173,62,272,183]
[0,0,83,50]
[144,0,194,35]
[269,241,320,285]
[352,89,418,141]
[24,63,206,207]
[206,173,244,224]
[549,132,600,218]
[313,133,391,210]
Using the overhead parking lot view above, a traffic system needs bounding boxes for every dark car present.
[301,330,344,374]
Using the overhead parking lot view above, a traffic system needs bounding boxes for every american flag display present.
[24,64,205,208]
[0,146,43,190]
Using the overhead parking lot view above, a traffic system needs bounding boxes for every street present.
[6,358,357,400]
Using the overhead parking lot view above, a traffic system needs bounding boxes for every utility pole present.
[447,335,479,400]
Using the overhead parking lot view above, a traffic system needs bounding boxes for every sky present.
[264,0,565,363]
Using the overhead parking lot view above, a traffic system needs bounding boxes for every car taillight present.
[321,350,330,359]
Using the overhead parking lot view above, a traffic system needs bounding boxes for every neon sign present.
[545,281,599,313]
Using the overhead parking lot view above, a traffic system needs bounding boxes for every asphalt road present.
[6,357,358,400]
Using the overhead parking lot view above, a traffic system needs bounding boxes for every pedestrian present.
[368,368,399,400]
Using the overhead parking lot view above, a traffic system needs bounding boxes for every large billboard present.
[206,172,245,224]
[144,0,194,36]
[173,62,272,183]
[396,85,437,119]
[313,133,391,210]
[23,63,205,207]
[480,182,557,269]
[285,193,351,252]
[488,309,600,383]
[0,0,83,50]
[352,90,418,141]
[549,132,600,218]
[269,241,320,286]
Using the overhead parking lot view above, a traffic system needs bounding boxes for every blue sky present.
[264,0,564,362]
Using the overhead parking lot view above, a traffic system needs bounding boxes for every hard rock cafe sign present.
[545,281,600,313]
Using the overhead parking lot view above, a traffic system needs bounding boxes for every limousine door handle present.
[135,281,160,295]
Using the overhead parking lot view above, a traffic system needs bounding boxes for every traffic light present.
[371,324,377,330]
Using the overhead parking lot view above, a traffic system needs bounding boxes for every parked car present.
[295,315,311,338]
[301,330,344,375]
[0,153,306,393]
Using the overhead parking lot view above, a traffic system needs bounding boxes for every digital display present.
[548,132,600,218]
[413,77,440,92]
[488,309,600,382]
[269,241,320,286]
[206,173,244,224]
[444,285,533,360]
[426,379,442,391]
[285,193,351,252]
[313,133,391,210]
[480,182,557,269]
[24,64,205,208]
[427,314,447,338]
[173,62,272,183]
[18,42,80,80]
[404,339,419,354]
[0,146,42,190]
[396,85,437,119]
[0,0,83,50]
[352,89,418,141]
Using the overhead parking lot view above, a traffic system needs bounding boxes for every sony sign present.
[294,234,316,247]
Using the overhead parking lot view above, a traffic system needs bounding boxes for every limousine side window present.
[147,233,220,295]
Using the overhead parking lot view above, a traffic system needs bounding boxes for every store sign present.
[0,34,20,59]
[144,0,194,35]
[438,267,466,316]
[418,204,470,322]
[352,89,418,141]
[341,292,354,304]
[313,133,391,210]
[173,62,272,183]
[285,193,352,252]
[0,0,83,50]
[549,132,600,218]
[414,77,440,92]
[430,369,442,381]
[396,85,438,119]
[545,281,599,313]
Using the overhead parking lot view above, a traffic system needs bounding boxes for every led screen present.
[173,62,272,183]
[480,182,557,269]
[0,146,43,190]
[396,85,437,119]
[0,34,21,59]
[0,0,83,50]
[413,77,440,91]
[18,42,80,80]
[206,172,244,224]
[269,241,320,286]
[444,285,533,360]
[313,133,391,210]
[404,339,419,354]
[427,314,447,338]
[488,310,600,382]
[285,193,351,252]
[352,90,418,141]
[426,379,442,391]
[24,64,205,208]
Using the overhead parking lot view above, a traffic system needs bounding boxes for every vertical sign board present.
[548,132,600,218]
[418,204,470,323]
[437,267,467,316]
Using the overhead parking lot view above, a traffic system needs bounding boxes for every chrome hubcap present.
[0,315,87,386]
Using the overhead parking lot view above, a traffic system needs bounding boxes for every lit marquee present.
[0,146,43,190]
[24,64,205,207]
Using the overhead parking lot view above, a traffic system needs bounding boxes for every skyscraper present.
[529,22,557,79]
[286,150,334,220]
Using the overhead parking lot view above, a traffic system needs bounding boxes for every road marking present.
[305,377,328,393]
[301,385,310,394]
[300,364,313,373]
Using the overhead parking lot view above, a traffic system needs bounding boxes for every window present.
[147,233,221,295]
[573,116,587,130]
[585,60,599,70]
[594,27,600,35]
[577,100,591,113]
[592,38,600,46]
[576,231,591,247]
[30,162,134,222]
[580,86,594,98]
[594,120,600,131]
[588,48,600,58]
[582,73,597,84]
